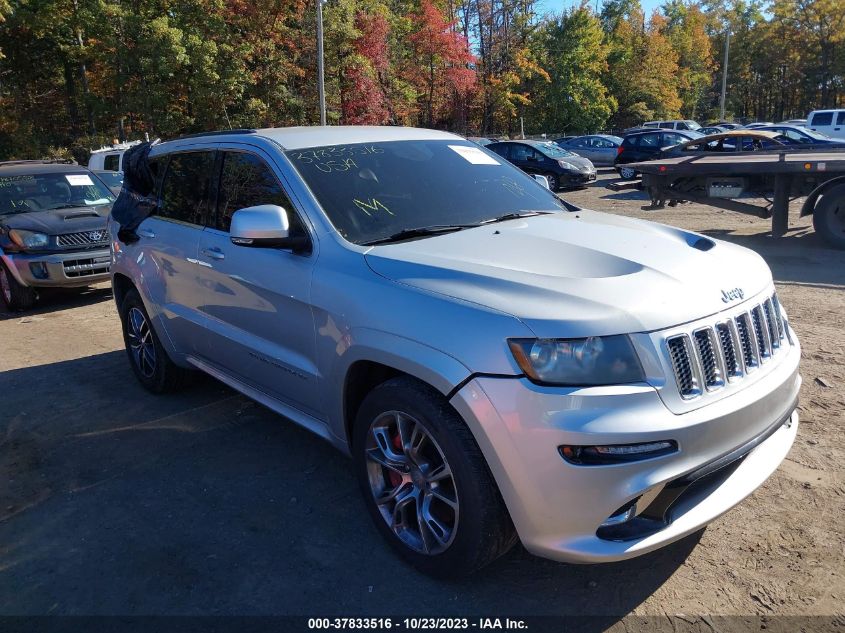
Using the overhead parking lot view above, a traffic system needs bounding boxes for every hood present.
[0,204,110,235]
[364,211,772,338]
[561,155,594,171]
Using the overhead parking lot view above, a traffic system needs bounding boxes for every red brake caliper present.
[387,430,403,488]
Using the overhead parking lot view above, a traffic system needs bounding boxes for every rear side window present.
[638,134,660,147]
[103,154,120,171]
[811,112,833,126]
[158,151,215,226]
[658,122,673,129]
[216,152,301,234]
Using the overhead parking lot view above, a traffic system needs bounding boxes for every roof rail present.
[174,129,258,140]
[0,159,78,166]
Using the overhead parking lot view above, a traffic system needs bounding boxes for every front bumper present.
[449,335,800,563]
[565,171,597,185]
[1,248,111,288]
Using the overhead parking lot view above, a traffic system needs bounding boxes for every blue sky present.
[536,0,665,18]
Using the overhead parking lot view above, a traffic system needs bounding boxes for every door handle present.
[201,247,225,260]
[137,228,156,239]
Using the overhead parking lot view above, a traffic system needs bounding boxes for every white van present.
[642,120,701,131]
[87,141,142,171]
[806,110,845,140]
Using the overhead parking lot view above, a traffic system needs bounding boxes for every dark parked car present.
[487,140,596,191]
[0,160,115,310]
[93,169,124,195]
[614,129,702,179]
[698,126,728,136]
[467,136,495,147]
[754,125,841,145]
[553,135,623,166]
[657,131,791,159]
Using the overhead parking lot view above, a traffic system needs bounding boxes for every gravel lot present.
[1,170,843,621]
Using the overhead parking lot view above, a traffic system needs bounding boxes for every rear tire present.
[119,289,191,393]
[813,185,845,249]
[618,165,637,180]
[353,376,517,577]
[0,261,37,311]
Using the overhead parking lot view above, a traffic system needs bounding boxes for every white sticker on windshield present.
[65,174,94,186]
[448,145,501,165]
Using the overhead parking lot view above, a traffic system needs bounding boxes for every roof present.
[257,126,461,150]
[624,129,698,137]
[490,139,556,147]
[90,140,142,154]
[152,126,465,153]
[0,162,91,176]
[696,130,780,140]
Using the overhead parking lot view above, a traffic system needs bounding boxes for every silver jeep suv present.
[110,127,801,576]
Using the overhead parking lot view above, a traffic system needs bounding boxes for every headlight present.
[9,229,49,250]
[558,160,578,170]
[508,335,645,386]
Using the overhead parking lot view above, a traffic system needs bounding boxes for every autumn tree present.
[407,0,476,128]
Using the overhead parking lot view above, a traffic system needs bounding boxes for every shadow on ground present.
[701,227,845,288]
[0,351,698,621]
[0,285,112,319]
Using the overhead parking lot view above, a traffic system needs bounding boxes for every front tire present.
[353,377,517,576]
[545,172,559,191]
[0,261,36,311]
[813,185,845,249]
[119,289,191,393]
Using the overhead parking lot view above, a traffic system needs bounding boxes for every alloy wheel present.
[365,411,459,555]
[127,306,157,378]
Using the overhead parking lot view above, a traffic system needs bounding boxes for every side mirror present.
[230,204,309,252]
[532,174,551,190]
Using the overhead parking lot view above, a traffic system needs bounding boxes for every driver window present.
[216,152,303,234]
[511,145,534,161]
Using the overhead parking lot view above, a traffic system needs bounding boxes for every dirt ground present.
[0,170,843,622]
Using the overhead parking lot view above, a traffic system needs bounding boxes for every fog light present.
[29,262,49,280]
[559,440,677,465]
[600,498,639,527]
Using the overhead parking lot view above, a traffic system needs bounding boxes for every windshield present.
[286,140,566,245]
[535,142,576,158]
[685,121,701,130]
[0,171,115,215]
[800,127,832,140]
[96,171,124,187]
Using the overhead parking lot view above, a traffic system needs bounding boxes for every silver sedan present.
[554,134,623,166]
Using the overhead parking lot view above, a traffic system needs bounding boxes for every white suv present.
[643,120,701,131]
[110,126,801,576]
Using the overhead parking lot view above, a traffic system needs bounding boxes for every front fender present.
[325,327,473,449]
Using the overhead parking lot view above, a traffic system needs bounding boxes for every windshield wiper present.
[361,224,481,246]
[47,204,87,210]
[481,210,556,224]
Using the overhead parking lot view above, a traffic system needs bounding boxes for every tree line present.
[0,0,843,160]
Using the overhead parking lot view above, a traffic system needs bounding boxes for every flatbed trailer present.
[631,148,845,249]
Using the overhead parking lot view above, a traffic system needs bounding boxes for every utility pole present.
[719,31,730,120]
[317,0,327,126]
